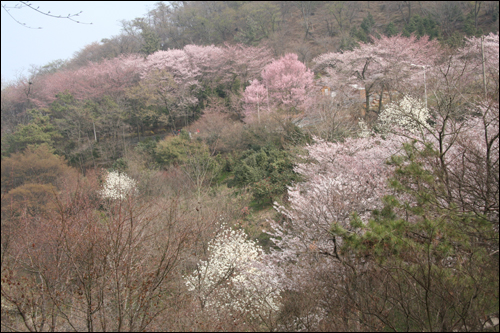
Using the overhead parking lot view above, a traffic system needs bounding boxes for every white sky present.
[1,1,160,84]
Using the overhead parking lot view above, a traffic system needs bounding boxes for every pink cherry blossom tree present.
[313,34,441,117]
[262,53,315,113]
[140,44,273,124]
[141,49,200,126]
[243,53,315,123]
[267,134,402,292]
[453,32,499,99]
[219,43,274,87]
[265,97,498,329]
[31,55,143,108]
[206,44,274,119]
[184,43,273,118]
[243,79,268,123]
[183,44,225,90]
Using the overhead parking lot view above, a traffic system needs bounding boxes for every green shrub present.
[403,15,439,39]
[155,130,207,167]
[232,145,299,204]
[135,137,158,157]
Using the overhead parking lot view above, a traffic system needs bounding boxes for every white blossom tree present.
[184,226,282,323]
[100,170,137,200]
[378,95,431,134]
[266,99,498,330]
[266,134,402,297]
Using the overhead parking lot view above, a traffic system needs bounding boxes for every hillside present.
[1,2,499,332]
[60,1,500,68]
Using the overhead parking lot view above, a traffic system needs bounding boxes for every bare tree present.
[1,170,195,331]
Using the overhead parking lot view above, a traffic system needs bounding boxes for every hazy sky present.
[1,1,159,83]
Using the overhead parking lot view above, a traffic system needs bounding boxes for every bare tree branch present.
[1,1,92,29]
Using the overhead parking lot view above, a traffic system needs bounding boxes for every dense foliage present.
[232,145,299,204]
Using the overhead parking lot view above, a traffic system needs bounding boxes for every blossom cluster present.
[378,95,430,134]
[184,226,282,318]
[460,32,499,86]
[243,53,315,122]
[312,34,440,95]
[268,134,402,291]
[100,171,137,200]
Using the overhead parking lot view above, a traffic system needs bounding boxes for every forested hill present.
[1,2,499,331]
[2,1,499,165]
[44,1,500,69]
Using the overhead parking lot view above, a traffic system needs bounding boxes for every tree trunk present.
[377,87,385,115]
[363,88,370,118]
